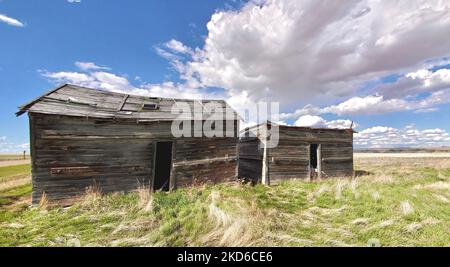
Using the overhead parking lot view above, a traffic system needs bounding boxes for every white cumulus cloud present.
[280,65,450,117]
[166,0,450,106]
[149,0,450,130]
[355,125,450,148]
[0,137,30,153]
[0,13,24,27]
[75,62,110,71]
[294,115,354,129]
[41,62,220,101]
[165,39,194,55]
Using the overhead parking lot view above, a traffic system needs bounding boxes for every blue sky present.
[1,0,450,152]
[0,0,236,152]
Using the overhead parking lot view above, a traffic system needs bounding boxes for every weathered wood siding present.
[237,137,262,182]
[30,113,238,204]
[267,138,310,184]
[173,137,238,187]
[320,143,353,177]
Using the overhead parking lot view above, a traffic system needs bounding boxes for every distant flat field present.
[354,152,450,158]
[0,155,29,161]
[0,160,31,168]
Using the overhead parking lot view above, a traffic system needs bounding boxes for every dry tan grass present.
[350,178,359,199]
[0,159,30,167]
[307,184,331,202]
[433,194,449,203]
[268,234,313,245]
[400,201,414,215]
[354,153,450,158]
[352,218,369,225]
[361,219,396,233]
[5,222,24,229]
[422,217,441,225]
[137,186,153,212]
[437,172,448,181]
[201,191,268,246]
[371,191,381,201]
[335,180,347,200]
[38,192,48,210]
[355,156,450,169]
[308,206,347,216]
[370,173,395,184]
[414,181,450,191]
[83,183,102,203]
[378,219,395,228]
[0,175,30,192]
[404,222,422,233]
[325,239,353,247]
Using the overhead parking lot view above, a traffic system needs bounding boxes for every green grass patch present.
[0,164,31,180]
[0,183,32,207]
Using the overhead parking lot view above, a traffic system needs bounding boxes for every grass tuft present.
[38,192,48,210]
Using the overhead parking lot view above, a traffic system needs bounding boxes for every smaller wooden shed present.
[238,122,354,185]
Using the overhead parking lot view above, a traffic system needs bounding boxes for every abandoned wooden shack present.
[238,122,354,185]
[17,84,240,204]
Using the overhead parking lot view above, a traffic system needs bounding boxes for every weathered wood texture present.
[320,143,353,177]
[30,113,238,204]
[267,138,310,183]
[173,137,238,187]
[239,123,354,184]
[18,84,240,122]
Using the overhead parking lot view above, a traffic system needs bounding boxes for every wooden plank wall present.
[172,137,238,187]
[267,138,310,183]
[321,143,353,177]
[30,113,159,203]
[238,125,354,185]
[237,137,262,183]
[30,113,238,204]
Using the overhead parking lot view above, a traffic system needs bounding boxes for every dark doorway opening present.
[310,144,318,169]
[310,144,322,179]
[153,141,173,191]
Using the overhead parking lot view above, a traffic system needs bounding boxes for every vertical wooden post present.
[317,144,322,179]
[23,150,26,160]
[29,114,37,204]
[169,141,176,191]
[150,141,157,192]
[308,144,311,180]
[261,139,269,185]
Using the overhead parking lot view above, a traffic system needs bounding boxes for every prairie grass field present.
[0,153,449,247]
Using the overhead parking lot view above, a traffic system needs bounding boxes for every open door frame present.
[309,144,322,179]
[317,144,322,179]
[151,140,174,192]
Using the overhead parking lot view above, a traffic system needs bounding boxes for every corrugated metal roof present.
[17,84,241,121]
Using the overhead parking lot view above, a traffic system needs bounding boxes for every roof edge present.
[240,120,356,133]
[16,83,70,117]
[15,84,243,121]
